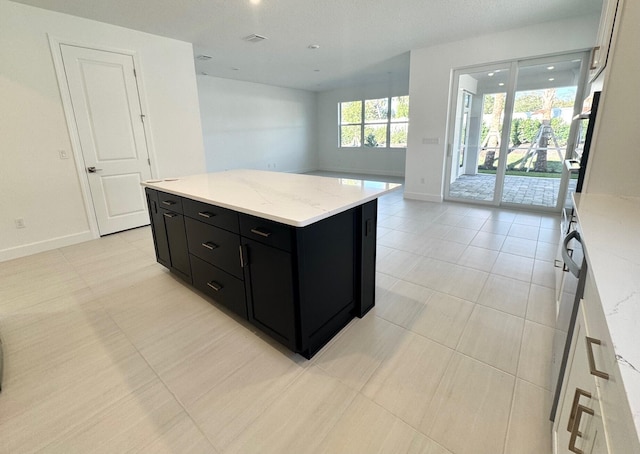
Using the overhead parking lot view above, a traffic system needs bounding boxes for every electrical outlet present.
[422,137,439,145]
[59,149,69,159]
[15,218,25,229]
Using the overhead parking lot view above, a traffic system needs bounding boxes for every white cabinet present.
[554,300,609,453]
[554,267,640,453]
[589,0,621,81]
[582,272,640,454]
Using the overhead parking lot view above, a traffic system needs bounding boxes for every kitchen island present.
[142,170,401,358]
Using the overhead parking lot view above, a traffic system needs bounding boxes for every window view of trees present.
[339,96,409,148]
[478,87,576,175]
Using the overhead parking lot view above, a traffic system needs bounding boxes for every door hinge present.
[140,114,146,122]
[133,68,137,78]
[147,158,151,166]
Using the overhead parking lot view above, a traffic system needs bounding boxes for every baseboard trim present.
[316,167,405,178]
[403,191,443,203]
[0,230,95,262]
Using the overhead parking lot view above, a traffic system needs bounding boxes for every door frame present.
[444,52,590,212]
[48,35,157,238]
[444,60,518,206]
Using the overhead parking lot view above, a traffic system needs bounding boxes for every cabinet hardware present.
[201,242,218,250]
[206,281,223,292]
[568,404,594,454]
[562,231,582,277]
[567,388,591,432]
[589,46,600,70]
[250,227,272,238]
[198,211,215,218]
[162,200,176,206]
[163,212,177,218]
[239,245,245,268]
[586,337,610,380]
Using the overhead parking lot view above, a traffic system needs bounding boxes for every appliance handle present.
[562,230,582,278]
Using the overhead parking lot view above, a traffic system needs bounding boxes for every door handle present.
[87,166,103,173]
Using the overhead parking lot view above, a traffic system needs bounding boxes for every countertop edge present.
[141,171,402,227]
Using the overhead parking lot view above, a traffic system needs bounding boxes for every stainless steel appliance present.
[550,224,586,421]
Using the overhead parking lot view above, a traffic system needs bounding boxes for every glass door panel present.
[448,66,511,203]
[501,58,583,208]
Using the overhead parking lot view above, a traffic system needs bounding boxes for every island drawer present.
[239,214,294,252]
[190,255,247,318]
[185,217,242,279]
[183,198,239,233]
[157,191,183,213]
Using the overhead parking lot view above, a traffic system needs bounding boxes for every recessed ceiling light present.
[549,78,555,81]
[244,34,267,43]
[488,72,494,77]
[308,44,320,50]
[196,54,212,61]
[250,0,261,4]
[495,69,501,73]
[547,66,555,70]
[498,82,505,86]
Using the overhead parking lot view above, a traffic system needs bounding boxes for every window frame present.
[338,95,409,149]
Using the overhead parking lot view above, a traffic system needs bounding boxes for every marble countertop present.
[141,170,402,227]
[574,193,640,434]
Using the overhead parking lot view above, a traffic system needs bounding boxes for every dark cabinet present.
[190,255,246,318]
[242,237,296,350]
[145,188,191,282]
[146,188,170,268]
[162,209,191,282]
[145,187,378,359]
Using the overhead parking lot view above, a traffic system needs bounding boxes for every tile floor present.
[0,189,560,454]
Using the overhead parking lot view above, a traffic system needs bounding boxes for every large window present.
[339,96,409,148]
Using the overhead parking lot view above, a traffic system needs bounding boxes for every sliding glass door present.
[445,53,588,210]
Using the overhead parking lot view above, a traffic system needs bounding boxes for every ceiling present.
[13,0,602,91]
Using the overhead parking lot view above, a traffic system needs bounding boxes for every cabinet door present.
[242,238,296,350]
[590,0,620,80]
[554,302,609,454]
[162,209,191,282]
[145,188,170,268]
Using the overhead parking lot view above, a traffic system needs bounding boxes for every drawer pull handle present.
[207,281,223,292]
[239,245,245,268]
[568,404,595,454]
[161,200,176,206]
[163,212,177,218]
[567,388,591,432]
[586,337,610,380]
[201,242,218,250]
[198,211,215,218]
[250,228,272,238]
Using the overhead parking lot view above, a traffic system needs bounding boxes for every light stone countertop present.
[141,169,402,227]
[574,193,640,435]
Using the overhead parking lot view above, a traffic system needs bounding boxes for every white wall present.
[0,0,205,261]
[405,14,600,201]
[317,78,409,177]
[197,76,317,174]
[583,0,640,196]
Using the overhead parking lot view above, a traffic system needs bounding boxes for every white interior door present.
[61,44,151,235]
